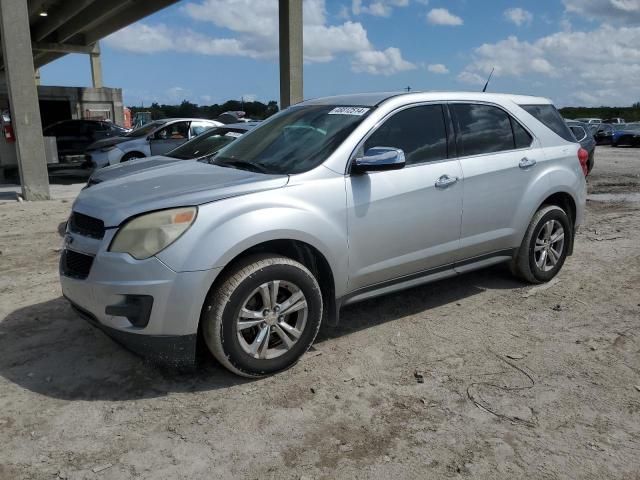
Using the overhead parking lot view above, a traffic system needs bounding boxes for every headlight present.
[101,146,116,152]
[109,207,197,259]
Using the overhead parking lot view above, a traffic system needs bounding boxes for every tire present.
[120,152,145,163]
[511,205,571,284]
[202,254,323,378]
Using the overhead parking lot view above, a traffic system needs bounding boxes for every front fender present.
[156,179,349,296]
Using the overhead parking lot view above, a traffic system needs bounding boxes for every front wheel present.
[202,254,323,378]
[120,152,144,163]
[511,205,571,284]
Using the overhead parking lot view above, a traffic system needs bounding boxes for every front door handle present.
[435,174,459,189]
[519,157,537,169]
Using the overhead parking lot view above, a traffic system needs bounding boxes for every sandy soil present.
[1,147,639,480]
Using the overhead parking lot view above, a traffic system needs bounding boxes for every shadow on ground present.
[0,265,522,402]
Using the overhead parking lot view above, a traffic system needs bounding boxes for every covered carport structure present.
[0,0,302,200]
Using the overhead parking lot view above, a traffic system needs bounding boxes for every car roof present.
[218,122,259,130]
[300,91,553,107]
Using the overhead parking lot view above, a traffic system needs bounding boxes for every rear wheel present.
[202,254,323,378]
[511,205,571,284]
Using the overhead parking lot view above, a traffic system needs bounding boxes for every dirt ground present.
[1,147,639,480]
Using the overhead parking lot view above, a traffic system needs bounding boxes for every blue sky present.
[40,0,640,107]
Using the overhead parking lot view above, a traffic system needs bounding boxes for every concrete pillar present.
[90,42,103,88]
[278,0,303,109]
[0,0,50,199]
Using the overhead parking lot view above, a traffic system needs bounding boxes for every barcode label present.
[328,107,370,116]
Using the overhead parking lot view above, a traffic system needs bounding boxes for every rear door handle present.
[519,157,537,169]
[435,174,459,189]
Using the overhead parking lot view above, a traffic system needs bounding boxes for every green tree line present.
[129,99,280,121]
[560,102,640,122]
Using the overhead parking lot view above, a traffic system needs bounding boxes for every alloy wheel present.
[235,280,308,360]
[534,219,565,272]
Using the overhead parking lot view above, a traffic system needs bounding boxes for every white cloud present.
[458,24,640,105]
[563,0,640,24]
[426,8,463,26]
[352,0,409,17]
[457,71,486,85]
[241,94,257,102]
[105,0,413,76]
[504,7,533,26]
[352,47,416,75]
[427,63,449,74]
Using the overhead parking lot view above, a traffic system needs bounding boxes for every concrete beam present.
[31,0,96,41]
[84,0,180,44]
[278,0,303,109]
[90,42,102,88]
[32,41,94,54]
[0,0,50,200]
[53,0,131,43]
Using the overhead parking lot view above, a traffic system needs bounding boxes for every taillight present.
[577,148,589,176]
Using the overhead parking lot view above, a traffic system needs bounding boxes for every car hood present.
[89,155,183,184]
[73,160,289,227]
[87,136,132,150]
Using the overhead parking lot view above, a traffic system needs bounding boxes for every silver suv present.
[60,92,587,377]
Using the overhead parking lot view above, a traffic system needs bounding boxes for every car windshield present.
[212,105,372,174]
[617,123,640,131]
[124,120,167,138]
[169,128,246,159]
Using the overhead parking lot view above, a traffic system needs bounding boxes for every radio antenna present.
[482,67,495,93]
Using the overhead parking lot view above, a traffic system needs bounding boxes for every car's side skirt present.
[337,248,515,309]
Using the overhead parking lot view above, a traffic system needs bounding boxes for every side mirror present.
[352,147,406,174]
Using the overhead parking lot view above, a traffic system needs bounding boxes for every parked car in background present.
[611,123,640,147]
[86,123,258,185]
[43,119,128,160]
[566,120,596,174]
[574,118,602,125]
[603,118,625,124]
[593,123,615,145]
[61,91,586,377]
[85,118,222,168]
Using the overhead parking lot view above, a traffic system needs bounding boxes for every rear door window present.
[519,104,574,142]
[452,104,514,156]
[364,104,448,165]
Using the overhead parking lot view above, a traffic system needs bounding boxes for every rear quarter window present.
[520,104,575,142]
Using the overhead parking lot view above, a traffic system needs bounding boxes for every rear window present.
[520,104,575,142]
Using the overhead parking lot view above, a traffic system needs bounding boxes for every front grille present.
[61,249,94,279]
[69,212,104,239]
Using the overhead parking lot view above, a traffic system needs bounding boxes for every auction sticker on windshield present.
[328,107,370,116]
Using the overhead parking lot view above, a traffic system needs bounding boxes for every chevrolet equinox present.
[60,92,587,377]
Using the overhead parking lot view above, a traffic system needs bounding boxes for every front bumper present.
[86,147,123,168]
[60,246,221,366]
[68,299,198,366]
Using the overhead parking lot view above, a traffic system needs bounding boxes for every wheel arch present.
[197,239,338,351]
[120,150,146,162]
[534,190,578,255]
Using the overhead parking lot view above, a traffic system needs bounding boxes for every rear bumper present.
[67,299,197,366]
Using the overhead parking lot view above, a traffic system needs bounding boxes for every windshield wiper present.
[212,158,269,174]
